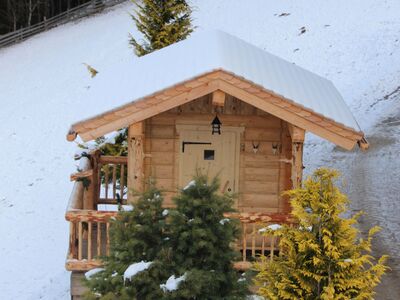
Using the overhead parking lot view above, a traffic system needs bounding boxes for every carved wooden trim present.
[66,70,367,149]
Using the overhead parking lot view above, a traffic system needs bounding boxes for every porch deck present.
[65,154,294,272]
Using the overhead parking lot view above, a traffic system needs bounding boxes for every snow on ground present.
[0,0,400,299]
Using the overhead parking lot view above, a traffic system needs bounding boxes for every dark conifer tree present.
[162,175,250,299]
[84,185,169,299]
[129,0,194,56]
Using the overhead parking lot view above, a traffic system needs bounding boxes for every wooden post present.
[288,124,305,189]
[69,222,76,259]
[251,224,256,258]
[212,90,226,107]
[242,223,247,262]
[97,222,101,256]
[78,222,83,260]
[83,151,100,210]
[292,141,304,188]
[91,150,101,209]
[106,222,110,256]
[128,122,145,201]
[88,222,92,261]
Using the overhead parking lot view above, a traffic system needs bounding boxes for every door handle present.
[221,180,230,193]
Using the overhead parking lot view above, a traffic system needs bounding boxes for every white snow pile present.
[259,224,282,232]
[219,218,230,225]
[78,129,127,157]
[160,273,187,292]
[97,204,133,211]
[183,180,196,190]
[85,268,104,279]
[123,204,134,211]
[246,296,265,300]
[123,261,152,282]
[267,224,282,231]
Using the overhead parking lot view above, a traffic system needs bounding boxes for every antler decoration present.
[252,141,260,153]
[272,143,279,155]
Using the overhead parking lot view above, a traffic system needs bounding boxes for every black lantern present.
[211,115,222,135]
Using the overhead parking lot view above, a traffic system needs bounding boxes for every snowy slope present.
[1,1,399,299]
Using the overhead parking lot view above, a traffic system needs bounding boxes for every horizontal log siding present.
[144,94,292,212]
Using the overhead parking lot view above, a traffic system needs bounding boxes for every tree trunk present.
[27,0,32,27]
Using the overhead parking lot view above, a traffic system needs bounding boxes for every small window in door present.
[204,150,215,160]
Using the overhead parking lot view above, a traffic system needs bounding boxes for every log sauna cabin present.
[64,31,368,298]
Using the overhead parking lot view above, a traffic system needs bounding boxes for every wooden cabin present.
[64,31,368,298]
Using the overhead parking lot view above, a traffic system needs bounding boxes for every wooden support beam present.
[288,124,305,143]
[358,137,369,150]
[90,151,101,210]
[77,81,220,141]
[216,79,358,150]
[212,90,226,107]
[289,124,305,189]
[291,141,304,189]
[66,129,77,141]
[70,170,93,181]
[128,122,145,201]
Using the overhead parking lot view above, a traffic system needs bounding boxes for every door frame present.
[176,124,244,193]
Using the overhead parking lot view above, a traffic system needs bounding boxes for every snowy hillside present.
[1,0,399,299]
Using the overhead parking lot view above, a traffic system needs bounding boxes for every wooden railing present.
[0,0,128,49]
[97,156,128,205]
[233,212,293,270]
[66,154,293,271]
[66,209,117,270]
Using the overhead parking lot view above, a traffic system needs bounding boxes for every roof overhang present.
[67,70,368,150]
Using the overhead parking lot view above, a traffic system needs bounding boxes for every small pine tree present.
[129,0,194,56]
[84,185,169,299]
[255,168,388,300]
[163,175,250,299]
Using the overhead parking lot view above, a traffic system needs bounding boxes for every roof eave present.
[67,70,367,151]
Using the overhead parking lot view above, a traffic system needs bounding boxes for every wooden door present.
[179,129,238,194]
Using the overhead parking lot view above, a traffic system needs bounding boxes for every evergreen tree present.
[84,185,169,299]
[163,175,250,299]
[129,0,194,56]
[255,168,388,300]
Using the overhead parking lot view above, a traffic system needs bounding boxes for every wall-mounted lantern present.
[211,115,222,135]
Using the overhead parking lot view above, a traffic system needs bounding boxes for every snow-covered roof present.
[69,30,367,149]
[133,29,358,131]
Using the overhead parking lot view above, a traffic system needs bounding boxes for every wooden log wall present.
[142,94,293,212]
